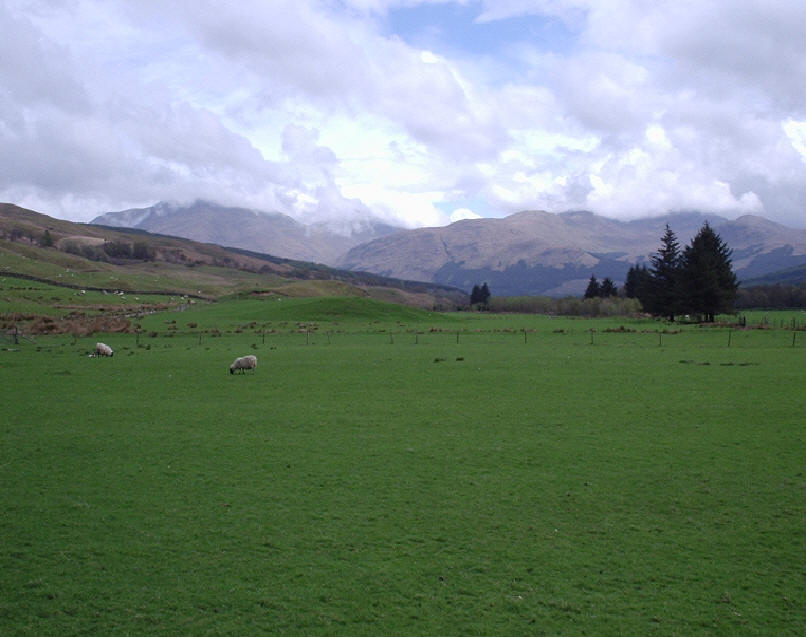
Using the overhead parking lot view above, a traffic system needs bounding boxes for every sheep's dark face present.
[230,367,234,374]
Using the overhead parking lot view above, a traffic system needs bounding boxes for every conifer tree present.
[648,224,682,321]
[625,264,651,302]
[679,222,738,322]
[584,275,601,299]
[600,277,618,297]
[479,282,491,306]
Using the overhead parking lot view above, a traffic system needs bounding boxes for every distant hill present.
[740,262,806,287]
[338,210,806,295]
[92,200,401,266]
[0,203,465,308]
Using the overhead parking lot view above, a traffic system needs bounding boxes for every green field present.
[2,299,805,635]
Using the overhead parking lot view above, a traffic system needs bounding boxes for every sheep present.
[230,354,257,374]
[94,342,114,357]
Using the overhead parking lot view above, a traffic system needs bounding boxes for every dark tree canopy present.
[584,275,601,299]
[647,224,682,321]
[600,277,618,298]
[630,222,738,322]
[470,282,491,306]
[679,222,738,321]
[480,282,491,304]
[584,275,618,299]
[625,264,651,302]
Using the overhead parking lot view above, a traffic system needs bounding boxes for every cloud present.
[449,207,481,222]
[1,0,806,230]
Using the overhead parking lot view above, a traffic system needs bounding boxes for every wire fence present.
[228,325,806,350]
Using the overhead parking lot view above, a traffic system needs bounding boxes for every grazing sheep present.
[94,342,114,357]
[230,354,257,374]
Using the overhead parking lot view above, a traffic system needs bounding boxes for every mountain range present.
[92,201,401,266]
[93,203,806,296]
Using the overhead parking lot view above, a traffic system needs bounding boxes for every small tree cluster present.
[584,275,618,299]
[625,222,738,322]
[470,282,491,306]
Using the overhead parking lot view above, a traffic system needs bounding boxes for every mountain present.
[92,201,401,266]
[0,203,465,307]
[338,210,806,296]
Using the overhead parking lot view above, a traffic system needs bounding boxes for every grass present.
[2,300,805,635]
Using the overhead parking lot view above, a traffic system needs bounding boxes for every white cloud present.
[783,120,806,162]
[1,0,806,229]
[449,207,481,222]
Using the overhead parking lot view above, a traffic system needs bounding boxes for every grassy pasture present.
[2,300,805,635]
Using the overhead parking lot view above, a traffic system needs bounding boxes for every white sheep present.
[230,354,257,374]
[94,342,114,357]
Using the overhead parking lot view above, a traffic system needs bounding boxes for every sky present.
[3,0,806,230]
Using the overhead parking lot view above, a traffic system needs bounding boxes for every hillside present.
[338,211,806,295]
[0,203,465,308]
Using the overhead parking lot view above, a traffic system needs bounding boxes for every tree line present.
[735,282,806,309]
[624,222,738,322]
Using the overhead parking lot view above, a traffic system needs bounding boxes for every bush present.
[132,242,155,261]
[103,241,132,259]
[488,295,641,317]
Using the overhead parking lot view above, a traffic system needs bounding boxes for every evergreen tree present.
[679,222,738,322]
[625,264,645,298]
[648,224,682,321]
[39,229,54,247]
[470,283,490,306]
[600,277,618,297]
[479,282,491,305]
[584,275,601,299]
[632,265,654,311]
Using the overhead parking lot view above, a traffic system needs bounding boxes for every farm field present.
[1,299,805,635]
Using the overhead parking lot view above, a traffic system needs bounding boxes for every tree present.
[132,241,155,261]
[470,282,490,306]
[39,229,54,247]
[647,224,682,321]
[625,264,652,305]
[679,222,738,322]
[103,240,132,259]
[479,282,491,306]
[600,277,618,297]
[584,275,601,299]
